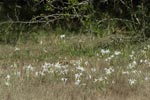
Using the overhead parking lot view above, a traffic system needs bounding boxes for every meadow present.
[0,32,150,100]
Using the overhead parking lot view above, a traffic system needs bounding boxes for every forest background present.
[0,0,150,44]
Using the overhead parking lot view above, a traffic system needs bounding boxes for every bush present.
[0,0,150,45]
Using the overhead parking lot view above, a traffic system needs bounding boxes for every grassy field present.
[0,33,150,100]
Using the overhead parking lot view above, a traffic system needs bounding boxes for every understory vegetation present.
[1,0,150,100]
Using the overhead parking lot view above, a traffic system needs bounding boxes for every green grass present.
[0,32,150,100]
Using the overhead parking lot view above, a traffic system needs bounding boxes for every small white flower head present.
[131,70,137,74]
[132,61,137,65]
[101,49,110,55]
[13,63,18,68]
[61,78,68,83]
[129,55,134,59]
[91,68,96,72]
[62,69,68,74]
[88,74,92,79]
[15,47,20,51]
[96,53,99,56]
[75,73,82,79]
[128,79,136,85]
[105,57,111,61]
[144,47,147,50]
[5,82,10,86]
[39,71,45,76]
[35,72,39,77]
[26,64,34,71]
[144,60,147,63]
[122,71,129,75]
[94,79,98,83]
[94,77,104,83]
[54,62,62,69]
[75,79,81,85]
[145,77,149,81]
[76,66,85,72]
[40,40,43,45]
[104,67,114,75]
[140,59,143,63]
[60,34,65,39]
[6,75,10,80]
[132,51,135,54]
[127,61,137,69]
[97,77,104,82]
[104,76,108,80]
[85,61,88,66]
[114,51,121,56]
[75,60,81,66]
[14,72,21,76]
[110,55,114,58]
[112,80,115,84]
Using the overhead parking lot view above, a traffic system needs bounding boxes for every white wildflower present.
[104,76,107,80]
[6,75,10,80]
[145,77,149,81]
[91,68,96,72]
[35,72,39,77]
[110,55,114,58]
[88,74,92,79]
[129,55,134,59]
[140,59,143,63]
[85,61,88,66]
[128,79,136,85]
[26,64,34,71]
[114,51,121,55]
[14,72,21,76]
[105,58,108,61]
[55,62,62,69]
[96,53,99,56]
[75,73,82,79]
[40,40,43,45]
[75,79,81,85]
[133,61,137,65]
[104,67,114,75]
[5,82,10,86]
[144,60,147,63]
[60,34,65,39]
[131,70,137,74]
[112,80,115,84]
[75,60,81,65]
[39,71,45,76]
[127,61,137,69]
[15,47,20,51]
[94,79,98,83]
[101,49,110,55]
[122,71,129,75]
[61,78,68,83]
[98,77,104,82]
[94,77,104,83]
[76,66,85,72]
[132,51,135,54]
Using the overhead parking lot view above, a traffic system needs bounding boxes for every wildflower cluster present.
[1,45,150,91]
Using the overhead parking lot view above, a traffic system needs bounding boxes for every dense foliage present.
[0,0,150,44]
